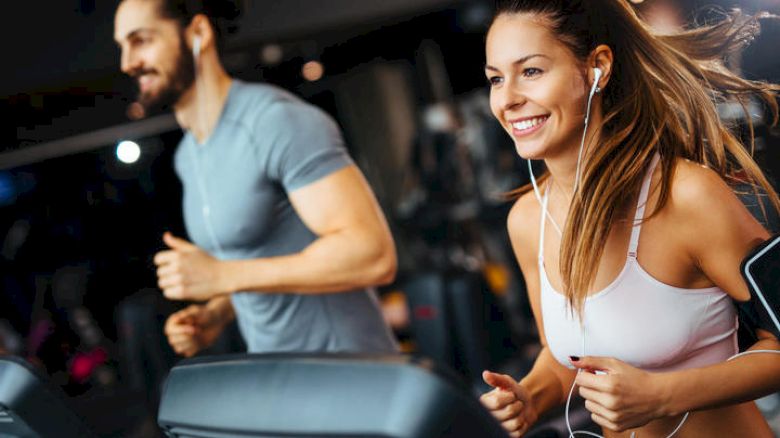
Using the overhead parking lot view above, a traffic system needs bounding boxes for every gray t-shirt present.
[174,80,397,353]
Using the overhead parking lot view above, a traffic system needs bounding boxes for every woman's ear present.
[589,44,614,91]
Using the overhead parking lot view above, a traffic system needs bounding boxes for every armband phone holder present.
[741,234,780,339]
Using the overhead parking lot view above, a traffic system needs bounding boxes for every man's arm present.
[164,295,235,357]
[156,164,396,301]
[220,164,396,294]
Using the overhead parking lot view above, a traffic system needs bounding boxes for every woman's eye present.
[487,76,503,86]
[522,67,543,78]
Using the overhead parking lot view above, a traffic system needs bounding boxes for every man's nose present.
[120,49,141,75]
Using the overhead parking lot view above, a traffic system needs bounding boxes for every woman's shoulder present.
[663,157,768,249]
[662,158,770,299]
[508,190,541,231]
[669,158,730,199]
[507,189,543,259]
[666,158,742,217]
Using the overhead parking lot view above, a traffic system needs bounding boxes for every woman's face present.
[485,13,589,160]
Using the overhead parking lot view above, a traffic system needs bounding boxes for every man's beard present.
[134,38,195,114]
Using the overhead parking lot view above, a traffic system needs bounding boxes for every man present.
[114,0,398,356]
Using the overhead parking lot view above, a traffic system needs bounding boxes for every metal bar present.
[0,114,178,170]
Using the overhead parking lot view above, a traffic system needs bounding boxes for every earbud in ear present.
[592,67,603,94]
[193,36,201,60]
[593,67,603,82]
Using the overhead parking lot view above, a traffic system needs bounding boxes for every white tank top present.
[539,155,738,372]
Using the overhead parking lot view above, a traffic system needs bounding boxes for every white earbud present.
[570,67,604,197]
[193,36,201,61]
[591,67,603,96]
[526,66,606,235]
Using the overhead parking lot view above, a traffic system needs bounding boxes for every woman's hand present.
[571,356,669,432]
[480,371,538,437]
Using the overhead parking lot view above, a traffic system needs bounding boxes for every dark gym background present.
[1,1,779,436]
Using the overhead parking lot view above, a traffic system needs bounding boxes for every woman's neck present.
[544,106,604,196]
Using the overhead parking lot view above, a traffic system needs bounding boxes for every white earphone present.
[193,35,202,61]
[571,66,603,198]
[592,67,603,95]
[526,65,605,237]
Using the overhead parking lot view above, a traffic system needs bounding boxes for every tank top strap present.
[628,153,661,258]
[538,183,551,262]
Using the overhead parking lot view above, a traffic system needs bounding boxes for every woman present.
[479,1,780,437]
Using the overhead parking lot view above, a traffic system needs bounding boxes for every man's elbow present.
[367,241,397,286]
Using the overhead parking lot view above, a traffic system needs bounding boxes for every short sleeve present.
[260,99,353,192]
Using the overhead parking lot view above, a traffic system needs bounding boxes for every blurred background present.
[1,0,780,436]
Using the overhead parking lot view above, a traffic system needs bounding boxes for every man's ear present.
[186,13,215,57]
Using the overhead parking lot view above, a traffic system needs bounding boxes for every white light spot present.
[116,140,141,164]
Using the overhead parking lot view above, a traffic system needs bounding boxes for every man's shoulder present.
[232,80,295,104]
[229,80,333,131]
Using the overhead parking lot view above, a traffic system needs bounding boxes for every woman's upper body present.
[506,154,776,437]
[540,155,740,374]
[480,1,780,436]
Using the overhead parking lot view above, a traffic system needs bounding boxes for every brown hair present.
[125,0,242,51]
[494,0,780,315]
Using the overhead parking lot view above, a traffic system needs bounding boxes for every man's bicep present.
[287,165,387,237]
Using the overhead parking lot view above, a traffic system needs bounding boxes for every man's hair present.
[152,0,243,50]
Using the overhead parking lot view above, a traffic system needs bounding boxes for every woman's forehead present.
[486,14,567,63]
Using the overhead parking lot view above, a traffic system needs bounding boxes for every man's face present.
[114,0,194,113]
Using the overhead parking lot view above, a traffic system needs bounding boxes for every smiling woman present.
[478,1,780,437]
[484,26,589,161]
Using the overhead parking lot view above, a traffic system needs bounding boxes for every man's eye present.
[131,37,149,47]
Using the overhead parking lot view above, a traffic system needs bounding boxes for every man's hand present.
[154,232,226,301]
[480,371,538,437]
[572,356,669,432]
[164,303,228,357]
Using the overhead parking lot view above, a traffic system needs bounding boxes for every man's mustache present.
[130,69,157,80]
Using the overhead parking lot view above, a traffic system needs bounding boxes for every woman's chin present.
[513,141,546,160]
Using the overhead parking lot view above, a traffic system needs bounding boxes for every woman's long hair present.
[495,0,780,316]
